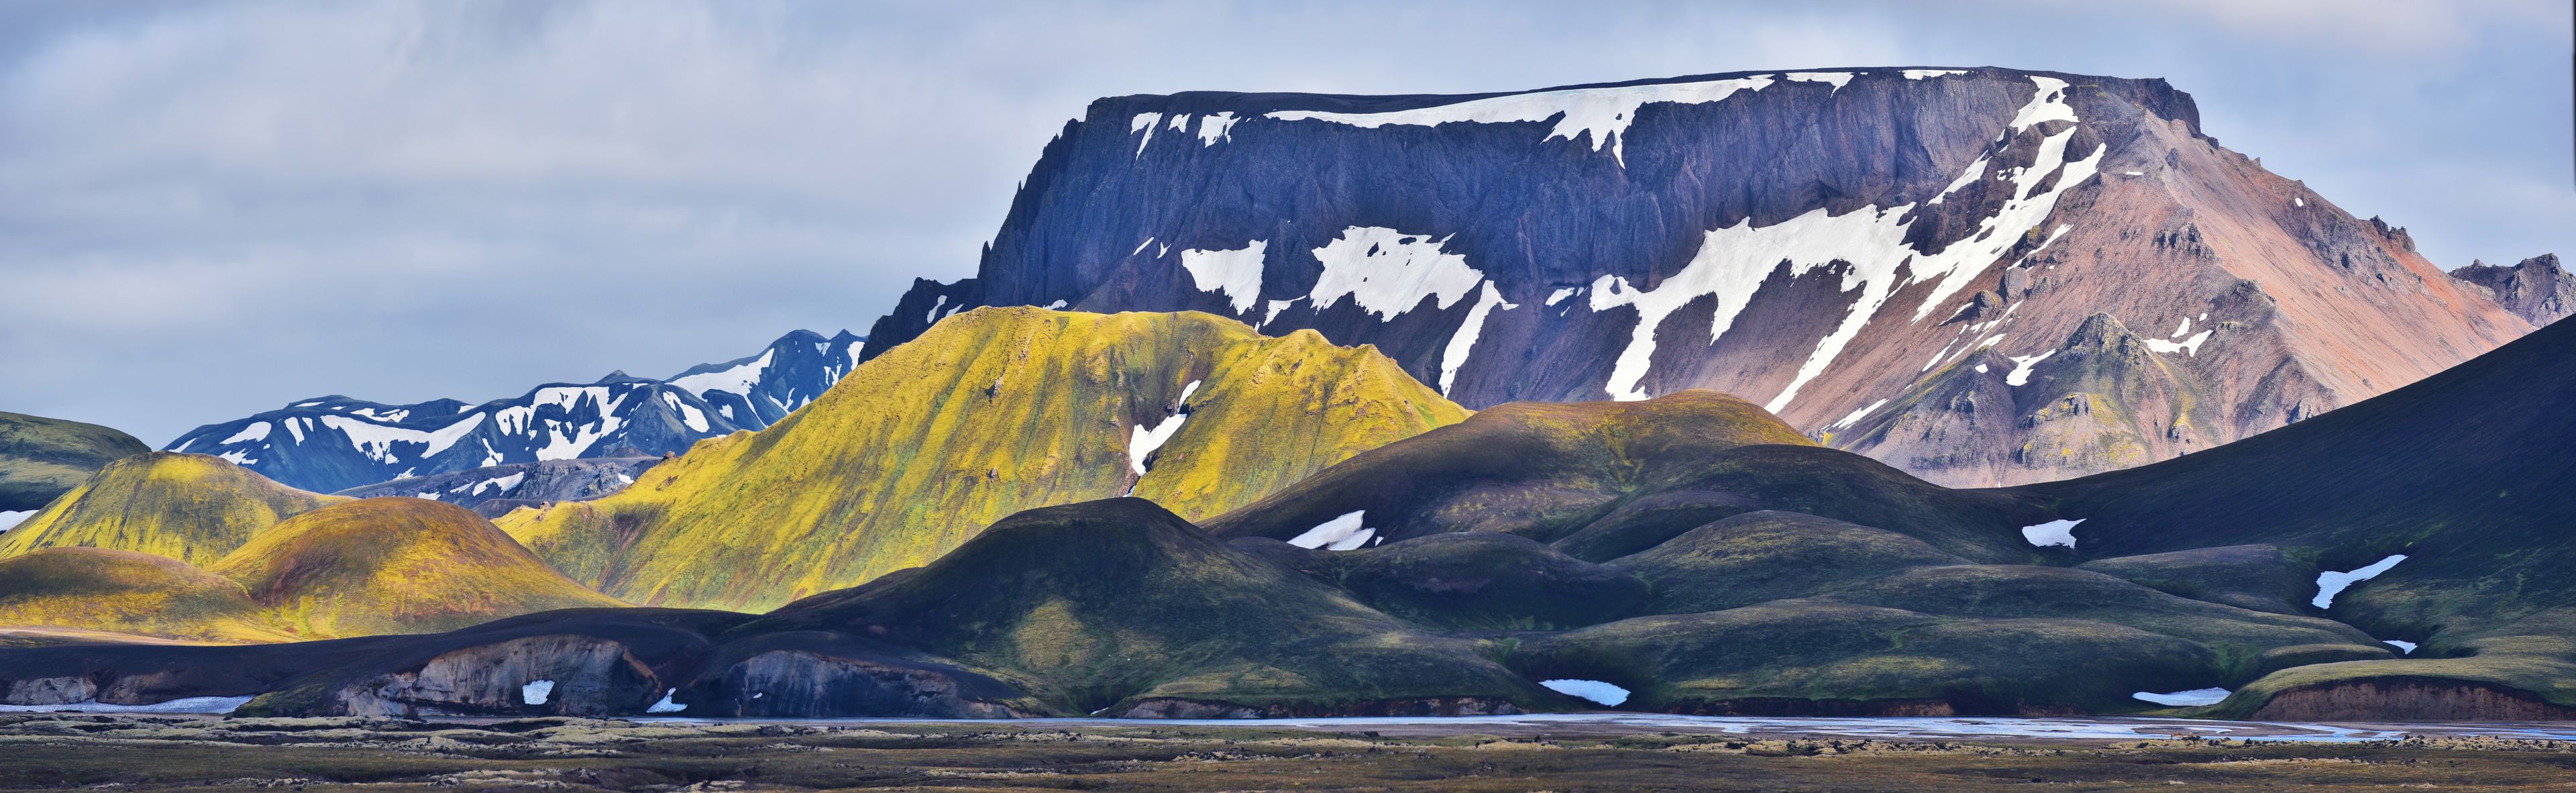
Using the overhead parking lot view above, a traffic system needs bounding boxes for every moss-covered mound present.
[211,498,624,637]
[1204,390,2049,564]
[1613,511,1972,615]
[1326,532,1648,631]
[498,307,1466,611]
[0,547,293,643]
[0,452,343,566]
[745,498,1554,716]
[2027,312,2576,718]
[0,411,150,513]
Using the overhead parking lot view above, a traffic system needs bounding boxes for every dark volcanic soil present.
[5,715,2576,792]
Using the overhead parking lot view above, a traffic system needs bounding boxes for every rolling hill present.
[0,411,149,515]
[0,452,343,566]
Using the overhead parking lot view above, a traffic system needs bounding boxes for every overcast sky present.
[3,0,2569,445]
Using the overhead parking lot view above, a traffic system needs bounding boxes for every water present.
[637,712,2576,743]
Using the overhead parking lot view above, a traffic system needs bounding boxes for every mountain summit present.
[861,67,2528,486]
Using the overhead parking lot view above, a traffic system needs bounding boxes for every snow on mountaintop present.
[166,329,863,493]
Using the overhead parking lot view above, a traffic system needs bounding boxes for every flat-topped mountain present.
[863,67,2528,485]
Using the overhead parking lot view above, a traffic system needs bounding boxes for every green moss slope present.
[0,547,295,643]
[0,411,150,512]
[212,498,626,638]
[500,307,1466,611]
[0,452,343,566]
[742,498,1554,715]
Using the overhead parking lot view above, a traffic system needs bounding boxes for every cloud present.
[0,0,2567,445]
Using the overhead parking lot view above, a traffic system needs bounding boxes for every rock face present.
[164,329,861,493]
[2450,254,2573,326]
[2247,679,2576,721]
[332,457,661,519]
[863,67,2528,486]
[337,635,663,717]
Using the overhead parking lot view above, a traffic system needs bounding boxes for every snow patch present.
[1784,71,1854,91]
[221,422,272,445]
[1179,240,1269,314]
[1541,679,1631,706]
[2145,330,2213,356]
[1289,510,1373,550]
[1544,287,1580,306]
[283,417,307,444]
[647,689,687,713]
[672,350,775,399]
[1902,69,1968,79]
[2133,688,2230,707]
[2020,519,2083,549]
[1129,112,1161,155]
[472,472,528,496]
[1196,111,1239,146]
[217,450,258,466]
[2385,640,2418,654]
[1127,380,1201,476]
[1974,364,1990,373]
[2005,350,2056,386]
[1308,227,1486,320]
[924,295,948,324]
[1829,399,1888,431]
[1044,300,1069,310]
[1262,298,1301,328]
[2295,197,2305,207]
[1267,75,1777,165]
[521,680,554,706]
[2313,554,2406,609]
[2171,317,2192,337]
[1438,282,1517,395]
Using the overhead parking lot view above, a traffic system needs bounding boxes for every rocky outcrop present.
[334,635,663,717]
[2451,254,2573,326]
[863,67,2528,486]
[2247,678,2576,721]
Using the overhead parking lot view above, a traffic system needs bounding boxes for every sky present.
[2,0,2569,446]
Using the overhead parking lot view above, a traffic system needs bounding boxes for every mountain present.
[331,457,661,519]
[207,498,625,638]
[0,452,343,566]
[496,307,1466,611]
[667,329,866,428]
[2023,299,2576,720]
[0,411,150,515]
[2449,254,2573,326]
[860,67,2528,486]
[163,329,861,493]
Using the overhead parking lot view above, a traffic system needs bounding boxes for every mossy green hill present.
[0,411,150,513]
[0,547,294,643]
[499,307,1467,611]
[737,497,1554,717]
[2027,313,2576,719]
[0,452,343,566]
[0,496,622,643]
[212,498,626,638]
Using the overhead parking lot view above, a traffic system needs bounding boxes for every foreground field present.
[5,716,2576,791]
